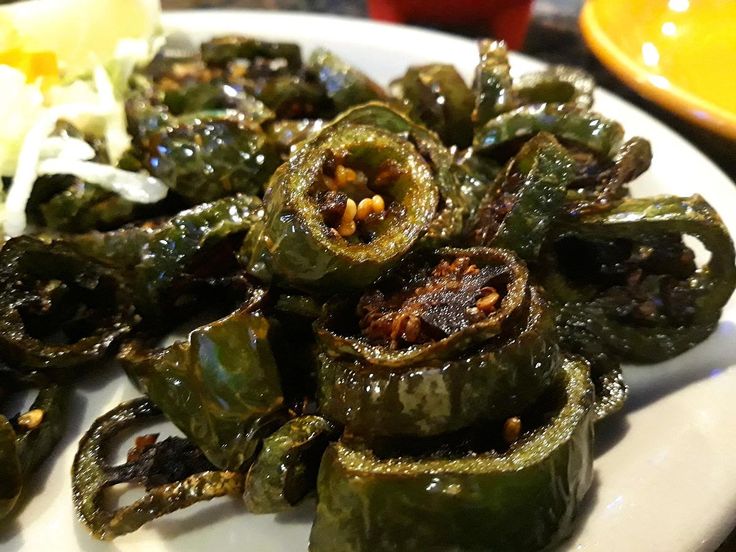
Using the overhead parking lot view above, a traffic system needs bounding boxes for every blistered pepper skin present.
[120,300,284,470]
[0,416,22,520]
[318,288,560,438]
[247,122,440,291]
[310,356,595,552]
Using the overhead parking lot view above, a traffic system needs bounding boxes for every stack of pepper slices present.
[1,36,735,551]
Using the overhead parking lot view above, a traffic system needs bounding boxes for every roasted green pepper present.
[265,118,325,153]
[316,248,560,438]
[513,65,595,110]
[308,48,387,112]
[73,398,245,540]
[469,132,575,262]
[544,195,736,363]
[472,39,513,128]
[138,115,280,203]
[245,415,336,513]
[0,416,21,520]
[163,82,275,123]
[247,118,440,291]
[254,75,331,119]
[69,194,264,320]
[392,63,474,147]
[310,355,595,552]
[201,35,302,71]
[120,294,284,470]
[325,102,473,247]
[474,103,624,158]
[0,237,136,385]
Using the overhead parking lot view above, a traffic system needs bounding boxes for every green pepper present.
[13,386,68,476]
[72,398,245,540]
[321,102,473,247]
[163,82,275,123]
[309,355,595,552]
[308,48,387,113]
[27,174,137,233]
[566,136,652,216]
[318,286,560,439]
[201,35,302,71]
[472,39,514,128]
[513,65,596,110]
[246,119,440,291]
[254,75,331,119]
[391,64,474,148]
[474,103,624,158]
[544,195,736,363]
[120,296,284,470]
[265,119,325,153]
[0,416,21,520]
[245,415,336,513]
[69,194,264,320]
[138,115,280,204]
[0,237,136,386]
[469,132,576,262]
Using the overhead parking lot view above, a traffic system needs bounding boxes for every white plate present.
[3,10,736,552]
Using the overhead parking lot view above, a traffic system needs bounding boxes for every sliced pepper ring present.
[318,287,561,438]
[72,398,245,540]
[309,355,595,552]
[316,247,528,367]
[247,121,440,290]
[544,195,736,363]
[119,288,285,470]
[0,237,136,385]
[245,415,336,513]
[513,65,596,110]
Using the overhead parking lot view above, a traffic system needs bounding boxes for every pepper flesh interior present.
[312,148,403,243]
[358,255,508,348]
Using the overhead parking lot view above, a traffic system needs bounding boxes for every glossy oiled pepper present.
[309,355,595,552]
[474,103,624,158]
[254,75,331,119]
[0,237,136,386]
[469,132,575,262]
[247,117,440,291]
[544,195,736,363]
[69,194,264,320]
[392,63,474,148]
[316,248,561,438]
[201,35,302,71]
[120,292,284,470]
[163,82,275,123]
[245,415,336,513]
[73,398,245,540]
[308,48,387,112]
[324,102,473,247]
[0,386,68,520]
[472,39,514,128]
[139,115,280,204]
[513,65,596,110]
[0,416,21,520]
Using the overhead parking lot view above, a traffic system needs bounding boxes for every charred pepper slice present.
[69,194,264,320]
[120,294,284,470]
[0,237,136,385]
[325,102,473,247]
[72,398,245,540]
[201,35,302,71]
[474,103,624,158]
[544,195,736,363]
[245,415,336,513]
[392,63,474,148]
[469,132,576,262]
[513,65,596,110]
[308,48,387,112]
[247,119,439,291]
[472,39,514,128]
[138,115,280,204]
[0,416,21,520]
[309,355,595,552]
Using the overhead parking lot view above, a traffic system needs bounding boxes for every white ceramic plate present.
[3,11,736,552]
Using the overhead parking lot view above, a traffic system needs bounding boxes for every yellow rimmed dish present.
[580,0,736,140]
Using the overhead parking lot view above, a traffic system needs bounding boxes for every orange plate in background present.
[580,0,736,140]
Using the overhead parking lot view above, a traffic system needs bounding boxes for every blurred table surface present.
[162,1,736,550]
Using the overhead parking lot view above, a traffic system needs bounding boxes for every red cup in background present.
[367,0,534,49]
